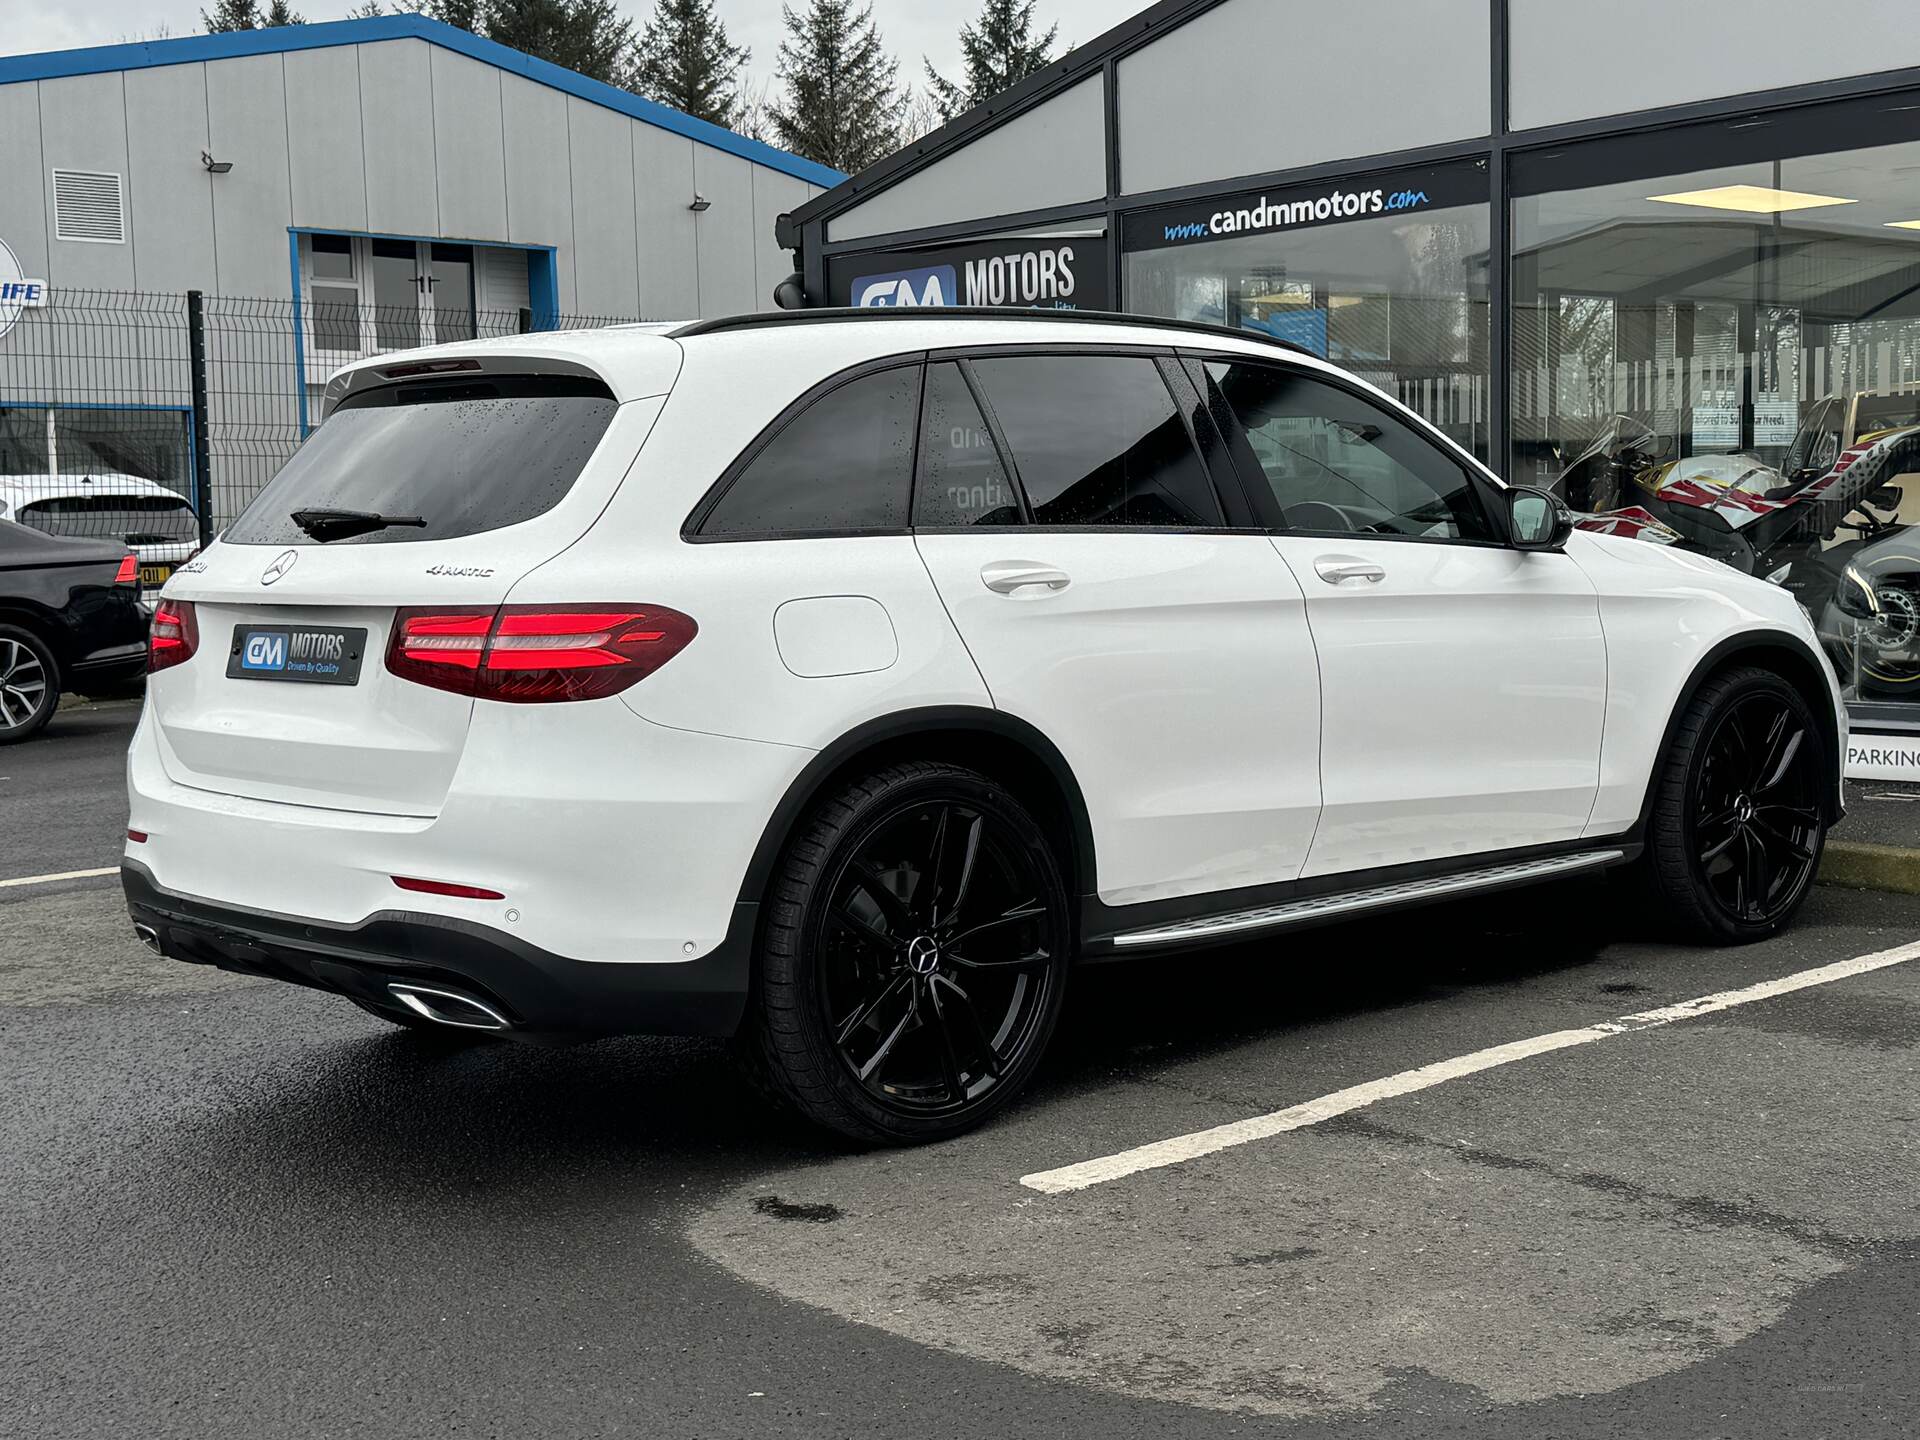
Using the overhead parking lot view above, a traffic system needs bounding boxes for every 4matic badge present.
[425,564,495,578]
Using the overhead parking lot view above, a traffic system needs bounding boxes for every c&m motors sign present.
[829,233,1111,312]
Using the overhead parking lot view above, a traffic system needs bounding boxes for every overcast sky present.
[0,2,1134,102]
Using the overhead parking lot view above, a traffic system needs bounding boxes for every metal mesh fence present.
[0,289,649,575]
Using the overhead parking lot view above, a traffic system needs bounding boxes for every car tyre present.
[1638,665,1827,943]
[0,623,59,745]
[745,761,1071,1145]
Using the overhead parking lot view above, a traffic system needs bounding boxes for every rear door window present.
[698,365,920,538]
[225,375,618,546]
[964,354,1224,528]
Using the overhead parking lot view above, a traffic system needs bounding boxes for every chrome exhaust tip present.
[133,922,164,955]
[386,983,510,1032]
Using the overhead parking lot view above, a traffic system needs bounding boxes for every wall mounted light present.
[201,150,233,175]
[688,193,711,213]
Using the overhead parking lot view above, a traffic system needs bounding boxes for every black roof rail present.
[669,306,1315,358]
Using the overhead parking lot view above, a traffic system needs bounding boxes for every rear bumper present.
[123,860,754,1038]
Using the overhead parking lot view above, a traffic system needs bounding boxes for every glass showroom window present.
[1124,164,1491,461]
[1513,94,1920,724]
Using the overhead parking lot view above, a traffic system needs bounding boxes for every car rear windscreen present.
[18,494,199,543]
[225,375,619,546]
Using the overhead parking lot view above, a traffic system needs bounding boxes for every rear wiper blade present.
[290,507,427,542]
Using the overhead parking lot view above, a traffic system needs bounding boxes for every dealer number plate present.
[225,625,367,685]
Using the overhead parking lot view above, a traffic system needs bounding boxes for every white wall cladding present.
[1509,0,1920,130]
[827,75,1106,243]
[35,71,134,288]
[1116,0,1489,196]
[0,37,822,316]
[358,39,438,238]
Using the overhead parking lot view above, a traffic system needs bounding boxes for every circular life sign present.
[0,238,49,340]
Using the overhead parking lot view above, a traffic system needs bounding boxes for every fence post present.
[186,290,214,548]
[517,305,533,335]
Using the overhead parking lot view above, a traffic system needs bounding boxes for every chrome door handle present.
[981,561,1071,595]
[1313,555,1386,586]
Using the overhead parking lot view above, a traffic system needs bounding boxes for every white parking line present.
[1020,938,1920,1196]
[0,866,119,889]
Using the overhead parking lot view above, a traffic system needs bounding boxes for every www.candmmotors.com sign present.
[1121,163,1485,253]
[829,234,1111,312]
[0,237,48,340]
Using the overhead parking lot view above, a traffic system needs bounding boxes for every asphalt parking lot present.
[4,703,1919,1438]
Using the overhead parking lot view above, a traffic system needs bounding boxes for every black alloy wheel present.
[1641,666,1827,942]
[748,762,1070,1144]
[1691,689,1823,925]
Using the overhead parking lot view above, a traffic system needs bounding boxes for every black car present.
[0,518,149,743]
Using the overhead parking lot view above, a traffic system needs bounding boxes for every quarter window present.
[913,362,1021,527]
[700,366,919,538]
[1204,361,1493,542]
[966,355,1223,528]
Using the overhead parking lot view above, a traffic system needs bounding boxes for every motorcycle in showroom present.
[1551,402,1920,700]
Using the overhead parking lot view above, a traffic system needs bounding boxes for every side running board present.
[1110,849,1626,950]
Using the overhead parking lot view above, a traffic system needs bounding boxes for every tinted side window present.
[701,366,919,538]
[913,362,1022,527]
[968,355,1224,528]
[1205,361,1493,542]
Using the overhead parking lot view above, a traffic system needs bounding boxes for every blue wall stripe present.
[0,14,843,190]
[528,249,559,331]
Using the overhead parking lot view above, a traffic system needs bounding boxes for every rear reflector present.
[392,875,505,900]
[114,554,138,585]
[148,600,198,673]
[126,829,148,843]
[386,603,696,703]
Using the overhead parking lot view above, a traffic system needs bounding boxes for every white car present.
[0,472,200,598]
[124,311,1846,1144]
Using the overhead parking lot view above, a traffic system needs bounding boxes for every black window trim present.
[1180,347,1519,551]
[681,352,928,543]
[914,342,1244,537]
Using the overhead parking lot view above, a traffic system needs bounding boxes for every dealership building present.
[782,0,1920,773]
[0,14,835,529]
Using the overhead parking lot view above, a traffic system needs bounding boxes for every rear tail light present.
[114,554,138,585]
[149,600,199,673]
[386,604,696,703]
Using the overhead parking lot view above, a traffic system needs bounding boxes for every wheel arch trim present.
[733,706,1098,912]
[1633,629,1846,831]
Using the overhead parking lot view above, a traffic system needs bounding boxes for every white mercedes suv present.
[126,310,1846,1143]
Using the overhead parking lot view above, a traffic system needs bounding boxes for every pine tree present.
[201,0,260,30]
[418,0,480,28]
[631,0,750,127]
[343,1,389,17]
[924,0,1057,122]
[482,0,633,85]
[202,0,306,30]
[767,0,905,173]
